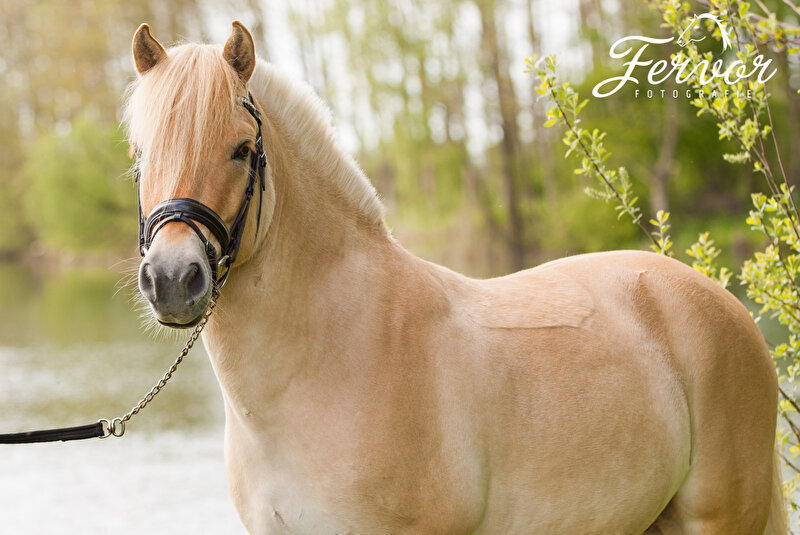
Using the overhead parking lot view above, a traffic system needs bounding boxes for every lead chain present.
[99,292,218,438]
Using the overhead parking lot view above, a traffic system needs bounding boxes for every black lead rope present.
[1,92,265,445]
[0,423,104,444]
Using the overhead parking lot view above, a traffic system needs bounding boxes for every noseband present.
[135,92,267,287]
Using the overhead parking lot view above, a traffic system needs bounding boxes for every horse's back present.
[445,250,776,533]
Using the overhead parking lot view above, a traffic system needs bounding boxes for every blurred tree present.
[23,115,135,252]
[477,0,527,270]
[0,91,31,254]
[0,0,203,256]
[1,0,796,276]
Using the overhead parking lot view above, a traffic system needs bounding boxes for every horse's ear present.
[132,24,167,75]
[223,21,256,83]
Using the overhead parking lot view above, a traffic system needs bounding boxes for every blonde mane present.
[122,43,384,226]
[249,62,385,225]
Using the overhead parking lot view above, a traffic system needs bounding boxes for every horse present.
[125,21,785,535]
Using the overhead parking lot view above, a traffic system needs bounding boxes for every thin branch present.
[544,80,661,250]
[740,14,799,198]
[780,451,800,475]
[781,406,800,437]
[783,0,800,18]
[752,0,800,33]
[781,384,800,416]
[745,12,800,44]
[724,2,800,243]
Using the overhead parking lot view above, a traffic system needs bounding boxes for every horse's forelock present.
[123,43,241,194]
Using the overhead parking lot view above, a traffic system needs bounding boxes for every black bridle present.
[135,92,267,287]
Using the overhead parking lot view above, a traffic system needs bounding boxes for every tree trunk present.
[651,70,678,214]
[478,0,526,271]
[527,0,556,208]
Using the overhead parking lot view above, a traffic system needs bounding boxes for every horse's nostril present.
[183,262,208,305]
[139,263,157,303]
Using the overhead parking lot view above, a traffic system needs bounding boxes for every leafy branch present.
[525,55,668,254]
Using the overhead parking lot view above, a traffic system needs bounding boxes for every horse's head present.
[125,22,273,328]
[677,13,733,51]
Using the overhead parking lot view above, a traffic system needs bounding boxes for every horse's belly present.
[478,398,689,533]
[468,326,691,534]
[480,430,687,534]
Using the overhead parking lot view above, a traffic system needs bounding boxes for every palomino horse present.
[126,21,784,535]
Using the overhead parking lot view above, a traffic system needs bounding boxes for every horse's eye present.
[233,144,251,161]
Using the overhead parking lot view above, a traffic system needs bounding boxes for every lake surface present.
[0,263,245,533]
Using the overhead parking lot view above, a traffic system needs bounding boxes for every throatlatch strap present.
[0,422,104,444]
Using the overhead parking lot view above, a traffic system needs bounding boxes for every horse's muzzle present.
[139,249,213,328]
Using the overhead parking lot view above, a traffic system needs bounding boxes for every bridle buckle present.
[216,255,233,288]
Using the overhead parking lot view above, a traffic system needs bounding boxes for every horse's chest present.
[247,480,344,535]
[231,466,434,535]
[226,447,341,534]
[225,423,481,535]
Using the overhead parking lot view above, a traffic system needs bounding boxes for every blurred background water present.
[0,264,245,534]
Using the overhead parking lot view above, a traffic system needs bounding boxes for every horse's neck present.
[201,120,405,417]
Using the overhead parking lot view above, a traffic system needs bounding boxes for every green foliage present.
[23,115,136,253]
[527,55,669,254]
[686,231,732,288]
[539,188,640,253]
[741,188,800,343]
[651,210,674,256]
[0,172,32,253]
